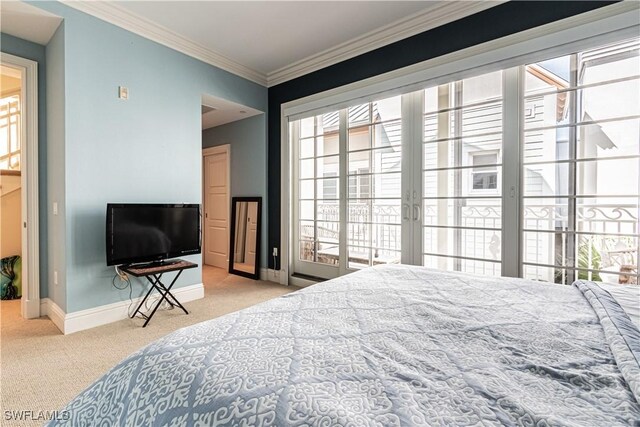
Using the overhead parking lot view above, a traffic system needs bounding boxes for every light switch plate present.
[118,86,129,100]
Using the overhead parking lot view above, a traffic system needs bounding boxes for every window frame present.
[469,150,500,193]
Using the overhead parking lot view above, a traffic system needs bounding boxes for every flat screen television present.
[106,203,201,266]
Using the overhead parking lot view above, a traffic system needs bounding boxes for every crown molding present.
[60,0,268,86]
[60,1,505,89]
[266,1,507,87]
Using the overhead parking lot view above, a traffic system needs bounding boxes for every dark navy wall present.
[1,33,48,298]
[266,1,617,270]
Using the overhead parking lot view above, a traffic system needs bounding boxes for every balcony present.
[300,201,638,285]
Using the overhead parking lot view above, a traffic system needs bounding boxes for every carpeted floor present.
[0,266,296,426]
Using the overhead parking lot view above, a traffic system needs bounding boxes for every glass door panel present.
[522,38,640,284]
[422,71,504,276]
[347,96,403,269]
[293,112,341,278]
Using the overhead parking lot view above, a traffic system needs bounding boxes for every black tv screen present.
[106,203,201,266]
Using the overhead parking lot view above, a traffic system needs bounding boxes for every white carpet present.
[0,266,296,426]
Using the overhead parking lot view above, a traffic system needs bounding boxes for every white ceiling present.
[201,94,262,130]
[61,1,499,86]
[1,0,500,129]
[0,1,62,45]
[114,1,438,76]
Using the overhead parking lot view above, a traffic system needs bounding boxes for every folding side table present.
[122,259,197,327]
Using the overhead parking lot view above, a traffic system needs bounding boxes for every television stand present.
[121,259,197,327]
[127,259,181,270]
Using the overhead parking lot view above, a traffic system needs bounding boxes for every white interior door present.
[203,146,229,269]
[244,202,258,265]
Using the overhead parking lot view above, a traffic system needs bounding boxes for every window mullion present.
[502,66,523,278]
[566,54,579,284]
[453,81,463,271]
[411,91,424,265]
[338,109,348,275]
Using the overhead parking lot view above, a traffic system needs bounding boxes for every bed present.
[49,265,639,426]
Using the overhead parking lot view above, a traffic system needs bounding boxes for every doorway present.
[0,53,39,319]
[202,145,230,269]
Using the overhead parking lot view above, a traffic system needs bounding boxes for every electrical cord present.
[112,267,141,318]
[112,266,172,319]
[273,254,277,280]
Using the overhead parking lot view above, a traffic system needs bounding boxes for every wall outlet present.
[272,247,278,257]
[53,202,58,215]
[54,270,58,285]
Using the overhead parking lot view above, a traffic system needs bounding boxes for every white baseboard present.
[40,298,65,333]
[260,268,287,284]
[40,283,204,335]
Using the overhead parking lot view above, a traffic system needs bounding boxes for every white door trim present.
[0,52,40,319]
[202,144,231,268]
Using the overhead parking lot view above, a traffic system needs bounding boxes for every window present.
[0,93,21,171]
[323,172,338,199]
[471,152,499,190]
[348,168,370,199]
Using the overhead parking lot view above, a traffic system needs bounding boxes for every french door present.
[291,73,507,279]
[291,98,413,279]
[291,71,508,280]
[421,71,505,277]
[290,35,639,284]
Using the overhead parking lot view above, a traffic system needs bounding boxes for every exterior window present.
[471,153,499,190]
[348,168,370,199]
[0,94,21,171]
[323,172,338,199]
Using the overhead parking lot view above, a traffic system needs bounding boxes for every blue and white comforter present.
[49,265,640,426]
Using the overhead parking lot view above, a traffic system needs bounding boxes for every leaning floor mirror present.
[229,197,262,279]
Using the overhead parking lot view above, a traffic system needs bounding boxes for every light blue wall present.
[45,24,67,311]
[30,2,268,313]
[202,115,268,268]
[0,32,49,300]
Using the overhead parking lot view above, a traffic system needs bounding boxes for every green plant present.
[577,240,601,282]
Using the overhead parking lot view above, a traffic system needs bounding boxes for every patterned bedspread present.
[49,265,640,426]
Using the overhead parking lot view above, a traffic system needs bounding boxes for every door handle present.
[403,203,410,221]
[413,204,421,221]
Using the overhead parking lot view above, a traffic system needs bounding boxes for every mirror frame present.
[228,196,262,280]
